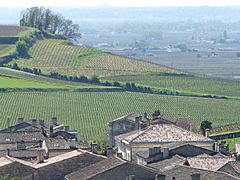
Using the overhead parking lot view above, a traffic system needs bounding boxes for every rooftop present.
[186,156,235,171]
[66,156,125,179]
[147,155,186,171]
[115,124,214,144]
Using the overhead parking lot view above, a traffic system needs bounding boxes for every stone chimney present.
[91,143,98,154]
[49,125,54,137]
[205,129,210,137]
[18,117,24,124]
[191,174,201,180]
[144,112,148,119]
[155,174,166,180]
[214,142,220,152]
[51,117,57,125]
[135,117,140,130]
[37,148,45,163]
[6,149,10,156]
[189,123,193,131]
[31,119,37,126]
[126,175,135,180]
[39,120,45,127]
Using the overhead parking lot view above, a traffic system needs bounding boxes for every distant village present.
[0,113,240,180]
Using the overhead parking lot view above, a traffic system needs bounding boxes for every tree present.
[152,110,161,118]
[20,7,81,38]
[12,63,20,70]
[200,120,212,135]
[16,41,28,57]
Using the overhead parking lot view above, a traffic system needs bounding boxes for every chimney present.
[189,123,193,131]
[6,116,10,128]
[49,125,54,137]
[39,120,45,126]
[126,175,135,180]
[37,148,44,163]
[107,147,115,157]
[147,118,151,126]
[214,142,220,152]
[155,174,166,180]
[135,117,140,130]
[18,117,24,124]
[6,149,10,156]
[91,143,98,154]
[205,129,210,137]
[31,119,37,126]
[191,174,201,180]
[144,112,148,119]
[51,117,57,125]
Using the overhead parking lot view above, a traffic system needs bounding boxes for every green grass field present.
[0,91,239,142]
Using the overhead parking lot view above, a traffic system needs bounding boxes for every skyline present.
[1,0,240,8]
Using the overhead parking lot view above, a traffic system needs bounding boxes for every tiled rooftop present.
[186,156,235,171]
[116,124,214,143]
[147,155,186,171]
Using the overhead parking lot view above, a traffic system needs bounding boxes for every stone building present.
[0,117,89,160]
[115,124,215,162]
[108,113,178,148]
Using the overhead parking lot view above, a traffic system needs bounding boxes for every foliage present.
[20,7,81,38]
[200,120,212,134]
[16,41,28,57]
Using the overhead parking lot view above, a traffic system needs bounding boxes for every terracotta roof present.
[147,155,186,171]
[66,156,125,179]
[186,156,235,171]
[116,124,214,144]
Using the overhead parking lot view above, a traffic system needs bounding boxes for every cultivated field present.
[0,91,239,142]
[0,25,27,36]
[12,39,177,77]
[104,74,240,97]
[0,45,15,57]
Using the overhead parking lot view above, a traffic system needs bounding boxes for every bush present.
[16,41,28,57]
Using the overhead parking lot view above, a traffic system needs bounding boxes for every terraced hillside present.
[12,39,177,77]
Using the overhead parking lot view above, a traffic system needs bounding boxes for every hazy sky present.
[1,0,240,7]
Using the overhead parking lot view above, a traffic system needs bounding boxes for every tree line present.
[20,7,81,38]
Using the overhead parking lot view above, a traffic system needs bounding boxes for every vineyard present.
[12,39,177,77]
[0,91,239,142]
[104,74,240,97]
[0,45,15,57]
